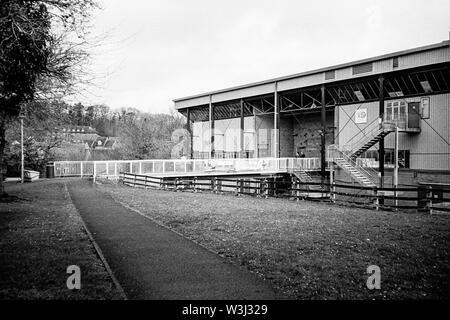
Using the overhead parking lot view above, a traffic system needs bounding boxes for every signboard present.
[355,108,368,124]
[420,97,430,119]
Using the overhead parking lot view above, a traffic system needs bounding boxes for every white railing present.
[53,157,323,179]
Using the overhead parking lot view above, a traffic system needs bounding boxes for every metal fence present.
[53,157,324,179]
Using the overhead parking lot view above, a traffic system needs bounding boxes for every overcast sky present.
[78,0,450,114]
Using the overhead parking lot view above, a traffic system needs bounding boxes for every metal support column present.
[320,85,326,178]
[273,82,279,158]
[378,76,385,188]
[240,99,245,158]
[253,106,257,158]
[394,125,399,209]
[209,95,214,158]
[186,108,193,159]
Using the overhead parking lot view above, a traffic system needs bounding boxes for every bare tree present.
[0,0,98,197]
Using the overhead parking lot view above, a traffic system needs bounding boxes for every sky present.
[76,0,450,114]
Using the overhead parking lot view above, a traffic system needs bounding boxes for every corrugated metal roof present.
[173,40,450,104]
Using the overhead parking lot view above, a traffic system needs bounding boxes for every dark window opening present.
[384,149,410,168]
[352,62,373,75]
[393,57,399,69]
[325,70,335,80]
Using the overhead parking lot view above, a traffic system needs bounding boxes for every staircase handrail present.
[327,144,379,185]
[343,119,396,156]
[343,116,381,150]
[344,121,381,154]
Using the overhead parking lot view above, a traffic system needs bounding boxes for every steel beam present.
[273,82,279,158]
[378,75,385,188]
[240,99,245,158]
[186,108,193,159]
[321,85,326,178]
[209,95,214,158]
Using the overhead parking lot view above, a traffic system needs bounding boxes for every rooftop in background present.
[55,126,98,134]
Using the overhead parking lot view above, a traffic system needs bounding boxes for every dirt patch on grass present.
[97,183,450,299]
[0,180,123,300]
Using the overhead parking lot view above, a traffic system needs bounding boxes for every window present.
[384,149,410,168]
[421,97,430,119]
[325,70,335,80]
[393,57,399,69]
[385,101,407,124]
[352,62,373,75]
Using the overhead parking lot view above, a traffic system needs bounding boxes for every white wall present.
[193,117,256,153]
[337,93,450,170]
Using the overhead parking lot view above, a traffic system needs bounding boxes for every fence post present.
[264,179,269,199]
[145,175,148,189]
[331,180,336,203]
[373,187,379,211]
[129,162,133,174]
[139,162,142,174]
[80,162,83,178]
[193,177,197,193]
[427,186,433,214]
[93,162,97,183]
[256,179,261,198]
[329,162,333,202]
[291,176,295,198]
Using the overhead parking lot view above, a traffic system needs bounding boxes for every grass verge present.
[0,179,123,300]
[97,182,450,299]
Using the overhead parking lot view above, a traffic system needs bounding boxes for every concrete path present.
[66,180,280,300]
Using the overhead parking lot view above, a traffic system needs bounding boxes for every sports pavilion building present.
[173,36,450,187]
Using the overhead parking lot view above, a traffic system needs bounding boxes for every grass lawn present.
[97,182,450,299]
[0,180,123,300]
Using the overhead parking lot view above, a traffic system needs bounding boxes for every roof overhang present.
[174,40,450,110]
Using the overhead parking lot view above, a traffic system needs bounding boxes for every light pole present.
[18,113,25,184]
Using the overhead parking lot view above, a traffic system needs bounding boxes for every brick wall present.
[293,111,335,158]
[279,115,294,157]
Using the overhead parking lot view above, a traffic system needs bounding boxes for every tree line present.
[4,100,187,176]
[0,1,187,195]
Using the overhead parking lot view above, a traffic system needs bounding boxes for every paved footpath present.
[66,180,281,300]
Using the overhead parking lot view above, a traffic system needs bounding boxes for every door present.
[408,102,421,129]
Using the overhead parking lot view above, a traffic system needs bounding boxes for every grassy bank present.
[0,180,123,300]
[97,183,450,299]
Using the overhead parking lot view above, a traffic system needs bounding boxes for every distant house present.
[53,126,99,144]
[84,137,118,150]
[59,125,97,134]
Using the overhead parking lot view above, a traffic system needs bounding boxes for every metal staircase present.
[333,158,376,187]
[348,122,396,159]
[328,145,379,187]
[325,120,397,187]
